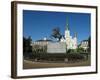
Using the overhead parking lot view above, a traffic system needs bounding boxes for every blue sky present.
[23,10,91,44]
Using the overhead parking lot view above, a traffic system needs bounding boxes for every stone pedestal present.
[47,42,66,53]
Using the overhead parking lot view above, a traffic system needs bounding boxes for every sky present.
[23,10,91,44]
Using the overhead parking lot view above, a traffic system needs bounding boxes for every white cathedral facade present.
[60,21,77,50]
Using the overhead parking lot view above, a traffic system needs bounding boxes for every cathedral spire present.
[66,17,69,30]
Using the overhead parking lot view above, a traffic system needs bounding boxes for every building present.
[32,38,52,52]
[32,37,52,46]
[79,40,89,52]
[60,19,77,50]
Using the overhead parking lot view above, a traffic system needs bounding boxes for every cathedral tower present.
[65,18,70,38]
[60,17,77,50]
[64,18,72,49]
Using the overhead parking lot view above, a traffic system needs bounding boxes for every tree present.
[51,27,62,41]
[88,36,91,52]
[27,36,32,52]
[77,47,84,53]
[23,37,27,52]
[23,36,32,53]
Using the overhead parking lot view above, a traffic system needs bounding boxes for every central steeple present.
[65,17,70,38]
[66,17,69,30]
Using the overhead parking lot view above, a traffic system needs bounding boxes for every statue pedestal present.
[47,42,66,53]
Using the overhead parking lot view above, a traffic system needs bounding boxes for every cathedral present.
[60,19,77,50]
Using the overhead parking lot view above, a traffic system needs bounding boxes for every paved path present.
[23,59,90,69]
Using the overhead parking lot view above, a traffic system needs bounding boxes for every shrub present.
[67,53,85,61]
